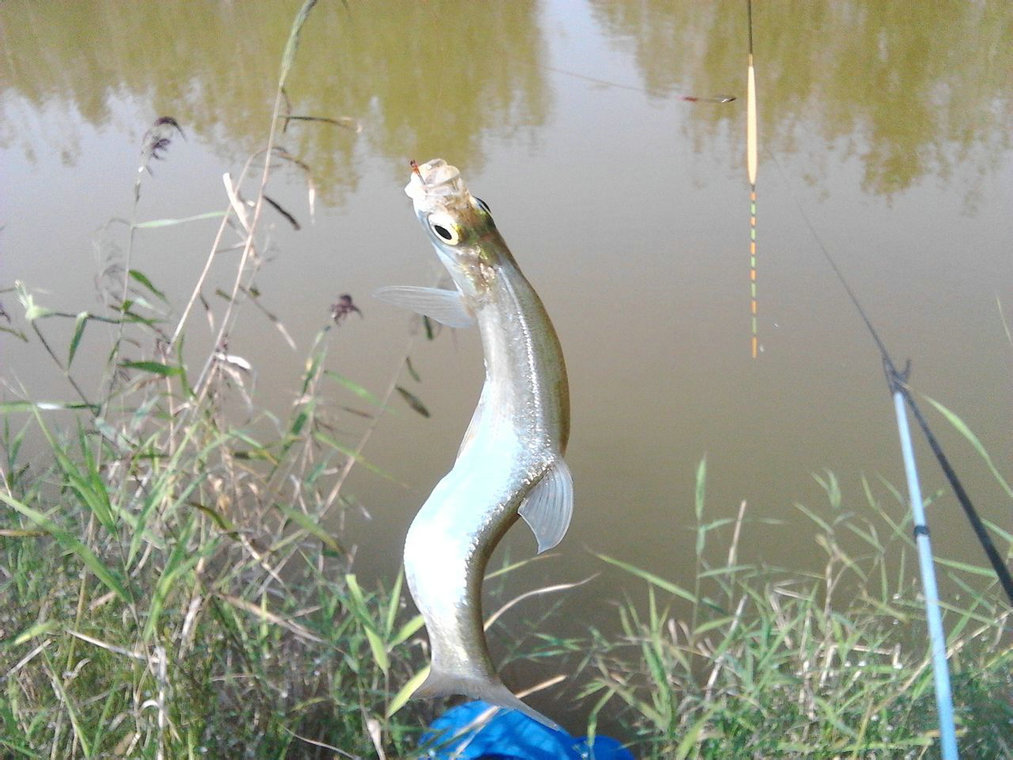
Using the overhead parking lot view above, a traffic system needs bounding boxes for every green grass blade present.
[128,269,169,303]
[119,360,184,377]
[275,503,344,555]
[386,666,429,718]
[0,491,130,604]
[388,614,424,649]
[10,620,59,647]
[0,400,96,413]
[595,552,697,603]
[142,516,201,641]
[313,431,406,485]
[923,394,1012,498]
[344,574,389,675]
[324,371,388,408]
[67,312,89,368]
[278,0,318,86]
[675,707,719,760]
[384,570,405,637]
[132,211,226,229]
[694,456,707,523]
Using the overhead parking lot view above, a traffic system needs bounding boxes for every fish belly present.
[403,466,560,729]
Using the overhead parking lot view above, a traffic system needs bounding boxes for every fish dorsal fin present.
[518,459,573,553]
[373,285,475,328]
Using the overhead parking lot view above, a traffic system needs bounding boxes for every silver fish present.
[376,159,572,729]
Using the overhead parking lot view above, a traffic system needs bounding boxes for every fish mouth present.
[405,158,469,204]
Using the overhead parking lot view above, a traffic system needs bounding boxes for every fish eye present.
[474,197,492,214]
[427,213,461,245]
[433,224,455,242]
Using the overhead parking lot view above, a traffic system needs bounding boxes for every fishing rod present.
[791,190,1013,609]
[764,122,1012,760]
[766,108,1013,760]
[747,3,1007,758]
[891,388,959,760]
[744,1,1012,609]
[766,79,975,760]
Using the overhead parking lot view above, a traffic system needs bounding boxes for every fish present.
[375,159,572,729]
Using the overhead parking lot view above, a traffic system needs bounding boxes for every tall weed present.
[582,461,1012,759]
[0,3,429,757]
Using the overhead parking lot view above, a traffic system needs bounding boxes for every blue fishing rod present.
[746,3,1012,758]
[767,129,1013,760]
[745,2,1011,611]
[805,209,1013,611]
[787,95,975,760]
[890,376,958,760]
[744,0,1012,620]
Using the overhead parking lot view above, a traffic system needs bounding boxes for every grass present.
[1,3,431,756]
[577,461,1012,759]
[2,2,1011,757]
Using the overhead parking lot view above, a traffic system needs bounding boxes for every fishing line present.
[543,65,734,103]
[764,146,1013,608]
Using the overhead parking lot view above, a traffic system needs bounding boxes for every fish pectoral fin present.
[518,459,574,554]
[373,285,475,328]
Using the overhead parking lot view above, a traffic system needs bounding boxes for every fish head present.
[405,159,502,297]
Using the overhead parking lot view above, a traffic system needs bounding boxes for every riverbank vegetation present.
[3,3,1010,757]
[3,188,1010,758]
[580,462,1011,758]
[2,371,1010,757]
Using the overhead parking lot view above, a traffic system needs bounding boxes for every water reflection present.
[589,0,1012,197]
[1,0,548,203]
[590,1,740,100]
[4,1,1010,202]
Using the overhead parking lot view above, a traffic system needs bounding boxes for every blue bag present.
[419,700,634,759]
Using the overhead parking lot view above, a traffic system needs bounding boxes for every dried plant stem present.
[29,322,93,411]
[199,4,318,393]
[166,191,235,351]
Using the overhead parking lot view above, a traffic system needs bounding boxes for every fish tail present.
[414,668,561,731]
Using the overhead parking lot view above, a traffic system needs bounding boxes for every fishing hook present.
[410,159,424,183]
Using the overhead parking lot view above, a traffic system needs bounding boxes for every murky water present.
[2,0,1011,725]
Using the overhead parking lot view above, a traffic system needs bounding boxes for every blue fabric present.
[419,701,634,759]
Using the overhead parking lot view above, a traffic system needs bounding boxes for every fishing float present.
[747,0,759,358]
